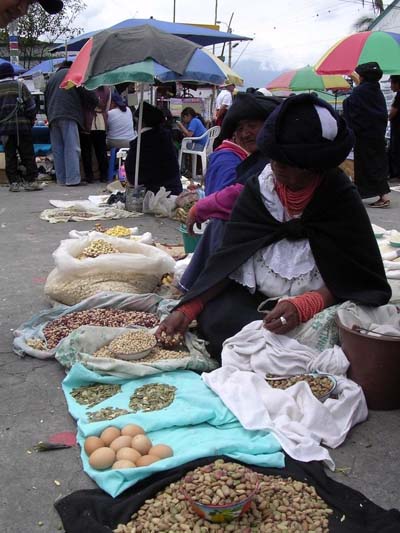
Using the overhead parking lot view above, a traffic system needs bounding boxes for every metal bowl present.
[265,372,337,402]
[109,339,157,361]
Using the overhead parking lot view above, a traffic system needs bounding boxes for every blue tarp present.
[63,364,284,497]
[51,18,252,52]
[22,55,76,77]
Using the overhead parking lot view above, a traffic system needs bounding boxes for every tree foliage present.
[361,0,385,14]
[7,0,86,67]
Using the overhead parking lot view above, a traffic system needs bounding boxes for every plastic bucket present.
[179,223,202,253]
[337,316,400,410]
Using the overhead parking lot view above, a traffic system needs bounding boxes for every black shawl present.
[180,169,391,307]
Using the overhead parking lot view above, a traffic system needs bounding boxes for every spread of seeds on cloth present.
[70,383,122,408]
[43,309,159,349]
[87,407,131,423]
[266,374,334,399]
[129,383,177,412]
[113,460,333,533]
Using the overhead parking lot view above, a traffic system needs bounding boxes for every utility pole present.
[227,12,234,68]
[212,0,218,55]
[173,0,176,22]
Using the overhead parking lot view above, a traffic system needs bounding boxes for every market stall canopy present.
[61,26,229,90]
[21,55,76,77]
[202,49,244,86]
[315,31,400,75]
[51,17,252,53]
[266,66,350,92]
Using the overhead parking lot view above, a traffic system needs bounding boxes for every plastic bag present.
[13,292,165,360]
[142,187,177,218]
[55,325,217,377]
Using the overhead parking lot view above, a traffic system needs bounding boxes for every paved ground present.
[0,182,399,533]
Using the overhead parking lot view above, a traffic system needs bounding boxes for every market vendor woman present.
[156,94,391,358]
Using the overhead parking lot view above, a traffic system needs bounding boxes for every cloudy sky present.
[74,0,383,87]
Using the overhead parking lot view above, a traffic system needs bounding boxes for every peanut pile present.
[266,374,334,400]
[108,330,157,355]
[184,461,257,505]
[114,461,333,533]
[43,309,159,349]
[78,239,120,259]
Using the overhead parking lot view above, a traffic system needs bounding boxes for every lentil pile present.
[43,309,159,349]
[87,407,131,423]
[129,383,177,412]
[266,374,334,400]
[70,383,122,408]
[78,239,120,259]
[114,460,332,533]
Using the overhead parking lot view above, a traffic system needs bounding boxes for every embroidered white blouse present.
[229,164,324,298]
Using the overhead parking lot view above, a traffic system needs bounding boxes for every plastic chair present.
[178,125,221,179]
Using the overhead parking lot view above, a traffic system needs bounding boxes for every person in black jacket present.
[125,102,182,195]
[343,62,390,208]
[156,94,391,359]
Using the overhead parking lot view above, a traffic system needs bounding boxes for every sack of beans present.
[44,234,175,305]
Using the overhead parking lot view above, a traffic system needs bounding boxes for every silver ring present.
[279,316,287,326]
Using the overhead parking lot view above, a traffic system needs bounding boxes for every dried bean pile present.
[108,330,156,355]
[26,338,47,350]
[93,345,189,363]
[184,461,257,505]
[43,309,159,349]
[114,461,332,533]
[78,239,120,259]
[129,383,176,412]
[266,374,334,399]
[87,407,130,423]
[70,383,122,408]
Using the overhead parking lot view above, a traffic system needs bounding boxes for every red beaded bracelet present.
[286,292,325,323]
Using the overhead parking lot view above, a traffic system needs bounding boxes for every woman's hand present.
[155,310,192,342]
[263,300,300,334]
[186,205,198,235]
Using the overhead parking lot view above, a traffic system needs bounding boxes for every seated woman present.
[180,93,280,292]
[125,102,183,196]
[106,91,136,149]
[176,107,208,151]
[157,94,391,359]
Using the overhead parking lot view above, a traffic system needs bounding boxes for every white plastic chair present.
[178,125,221,179]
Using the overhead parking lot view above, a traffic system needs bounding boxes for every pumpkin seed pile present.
[114,461,333,533]
[71,383,122,408]
[266,374,334,399]
[129,383,176,412]
[87,407,130,423]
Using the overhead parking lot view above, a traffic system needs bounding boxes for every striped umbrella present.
[315,31,400,75]
[266,66,349,92]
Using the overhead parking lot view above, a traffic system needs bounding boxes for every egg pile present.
[84,424,173,471]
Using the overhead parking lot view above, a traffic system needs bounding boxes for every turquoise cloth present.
[62,364,284,497]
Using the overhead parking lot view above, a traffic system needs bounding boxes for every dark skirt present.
[197,281,267,360]
[179,219,227,292]
[353,136,390,198]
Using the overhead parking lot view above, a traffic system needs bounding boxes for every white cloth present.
[230,166,324,296]
[216,89,232,110]
[107,108,136,142]
[202,320,368,469]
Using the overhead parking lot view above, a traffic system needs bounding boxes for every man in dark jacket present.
[343,61,390,208]
[44,61,87,186]
[0,61,42,191]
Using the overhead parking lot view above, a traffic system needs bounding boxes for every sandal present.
[369,199,390,208]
